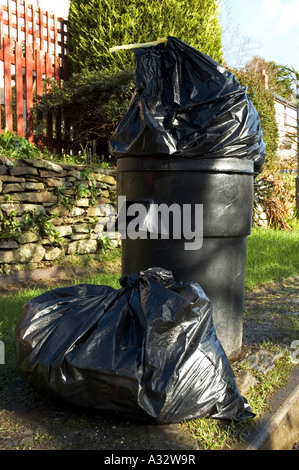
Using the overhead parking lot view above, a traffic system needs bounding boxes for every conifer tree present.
[68,0,224,73]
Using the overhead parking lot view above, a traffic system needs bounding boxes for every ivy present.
[54,169,98,210]
[33,69,135,159]
[80,170,97,205]
[0,211,22,239]
[54,186,74,211]
[0,263,10,274]
[23,210,63,245]
[0,209,63,245]
[232,65,279,166]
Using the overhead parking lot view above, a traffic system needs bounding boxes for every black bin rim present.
[117,156,255,175]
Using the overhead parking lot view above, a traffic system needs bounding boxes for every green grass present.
[245,224,299,291]
[0,290,41,382]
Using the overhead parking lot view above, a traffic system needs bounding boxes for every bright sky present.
[25,0,70,19]
[220,0,299,71]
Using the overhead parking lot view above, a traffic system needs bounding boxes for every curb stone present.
[234,367,299,450]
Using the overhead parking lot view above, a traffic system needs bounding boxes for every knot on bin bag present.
[119,268,175,288]
[119,272,140,288]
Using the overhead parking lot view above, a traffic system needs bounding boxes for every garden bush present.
[68,0,224,73]
[255,160,297,230]
[33,69,136,158]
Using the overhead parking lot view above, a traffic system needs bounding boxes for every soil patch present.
[0,265,96,293]
[243,275,299,347]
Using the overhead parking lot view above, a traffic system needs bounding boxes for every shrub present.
[33,69,136,158]
[254,160,297,230]
[232,66,279,167]
[68,0,224,73]
[0,129,41,159]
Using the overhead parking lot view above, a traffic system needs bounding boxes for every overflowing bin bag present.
[109,36,265,173]
[15,267,254,424]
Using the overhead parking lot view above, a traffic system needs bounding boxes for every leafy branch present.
[23,210,63,244]
[0,211,22,239]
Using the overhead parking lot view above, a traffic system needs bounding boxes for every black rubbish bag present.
[14,267,254,424]
[109,36,266,174]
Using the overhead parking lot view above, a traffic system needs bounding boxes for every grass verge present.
[245,225,299,291]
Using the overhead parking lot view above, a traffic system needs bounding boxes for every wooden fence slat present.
[25,44,33,141]
[15,41,24,136]
[60,19,68,81]
[15,0,21,43]
[35,48,44,148]
[39,7,44,52]
[54,55,60,83]
[36,49,43,97]
[31,1,37,52]
[45,51,53,152]
[7,0,12,39]
[3,37,13,131]
[0,2,3,128]
[55,111,62,154]
[46,11,51,54]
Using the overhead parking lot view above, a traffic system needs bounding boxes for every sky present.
[220,0,299,71]
[26,0,70,19]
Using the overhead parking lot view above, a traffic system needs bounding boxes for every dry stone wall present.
[0,155,119,272]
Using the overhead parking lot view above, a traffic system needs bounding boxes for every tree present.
[232,59,298,228]
[68,0,224,73]
[232,58,299,168]
[242,56,295,101]
[231,57,282,166]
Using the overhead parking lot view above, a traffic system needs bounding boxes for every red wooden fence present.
[0,0,68,152]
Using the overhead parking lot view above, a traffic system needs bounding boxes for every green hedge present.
[68,0,224,73]
[232,67,279,166]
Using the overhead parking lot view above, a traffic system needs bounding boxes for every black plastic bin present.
[117,156,254,359]
[110,36,265,360]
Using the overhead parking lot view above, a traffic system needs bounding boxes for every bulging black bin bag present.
[109,36,265,174]
[15,268,254,424]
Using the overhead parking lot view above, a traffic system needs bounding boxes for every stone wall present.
[252,201,268,228]
[0,156,118,272]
